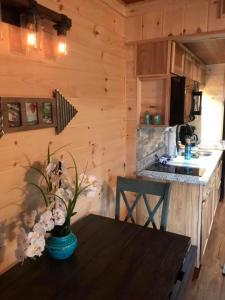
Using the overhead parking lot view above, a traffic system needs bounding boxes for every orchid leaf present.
[78,162,88,189]
[28,182,48,207]
[50,144,70,157]
[77,184,92,198]
[47,144,51,164]
[29,166,51,190]
[67,152,78,198]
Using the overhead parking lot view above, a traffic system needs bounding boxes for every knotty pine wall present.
[126,44,137,175]
[0,0,126,274]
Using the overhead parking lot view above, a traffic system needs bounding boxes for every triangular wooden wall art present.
[54,90,78,134]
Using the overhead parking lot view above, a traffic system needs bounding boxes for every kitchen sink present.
[168,151,213,168]
[197,151,212,157]
[179,150,212,159]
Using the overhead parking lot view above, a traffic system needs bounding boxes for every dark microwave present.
[169,76,202,126]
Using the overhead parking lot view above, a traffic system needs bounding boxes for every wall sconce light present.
[0,0,72,57]
[53,15,71,56]
[22,0,39,50]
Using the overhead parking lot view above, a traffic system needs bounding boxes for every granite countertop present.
[138,150,223,185]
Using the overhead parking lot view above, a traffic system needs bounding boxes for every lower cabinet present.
[201,160,222,260]
[201,184,213,259]
[140,158,222,267]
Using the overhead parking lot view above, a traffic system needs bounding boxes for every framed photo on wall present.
[25,102,38,125]
[7,102,22,128]
[1,97,57,133]
[42,102,53,124]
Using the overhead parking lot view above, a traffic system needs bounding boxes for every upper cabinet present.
[142,9,163,39]
[183,0,209,35]
[137,40,205,83]
[136,40,171,76]
[192,60,199,82]
[125,15,142,42]
[198,65,206,86]
[171,42,185,76]
[183,53,193,78]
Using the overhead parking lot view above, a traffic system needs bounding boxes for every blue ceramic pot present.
[46,232,77,260]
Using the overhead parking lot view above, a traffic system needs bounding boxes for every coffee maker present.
[176,124,198,147]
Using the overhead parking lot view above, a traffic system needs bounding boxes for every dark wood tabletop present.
[0,214,193,300]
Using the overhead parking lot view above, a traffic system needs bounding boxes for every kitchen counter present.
[137,149,223,268]
[138,150,223,185]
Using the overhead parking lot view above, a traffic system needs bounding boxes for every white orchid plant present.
[16,146,98,260]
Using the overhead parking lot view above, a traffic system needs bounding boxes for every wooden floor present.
[185,201,225,300]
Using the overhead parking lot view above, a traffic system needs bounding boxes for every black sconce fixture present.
[0,0,72,55]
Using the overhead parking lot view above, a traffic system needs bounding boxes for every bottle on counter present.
[185,137,191,160]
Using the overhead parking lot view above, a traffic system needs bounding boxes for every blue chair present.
[115,176,171,231]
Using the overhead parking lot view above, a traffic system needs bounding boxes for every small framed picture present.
[25,102,38,125]
[42,102,53,124]
[7,103,22,127]
[1,97,56,133]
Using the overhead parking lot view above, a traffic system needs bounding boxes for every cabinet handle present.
[202,199,206,204]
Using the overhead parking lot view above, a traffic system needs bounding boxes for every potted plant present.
[16,145,98,261]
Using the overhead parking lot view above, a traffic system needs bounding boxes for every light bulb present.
[58,41,67,55]
[57,34,68,56]
[27,31,37,48]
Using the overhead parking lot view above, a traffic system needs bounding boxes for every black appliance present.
[170,76,202,126]
[170,76,185,126]
[176,124,198,146]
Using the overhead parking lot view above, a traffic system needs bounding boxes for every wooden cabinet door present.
[201,188,212,259]
[125,16,142,42]
[192,61,199,82]
[184,82,193,123]
[171,42,185,76]
[201,169,219,259]
[184,53,193,79]
[136,41,170,76]
[197,65,206,86]
[183,0,209,35]
[214,160,222,208]
[208,0,225,32]
[163,2,184,37]
[142,9,163,39]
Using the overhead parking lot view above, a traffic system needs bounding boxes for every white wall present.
[201,65,225,145]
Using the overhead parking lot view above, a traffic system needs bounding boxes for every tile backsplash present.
[136,126,169,172]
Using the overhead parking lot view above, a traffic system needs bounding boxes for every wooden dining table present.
[0,214,196,300]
